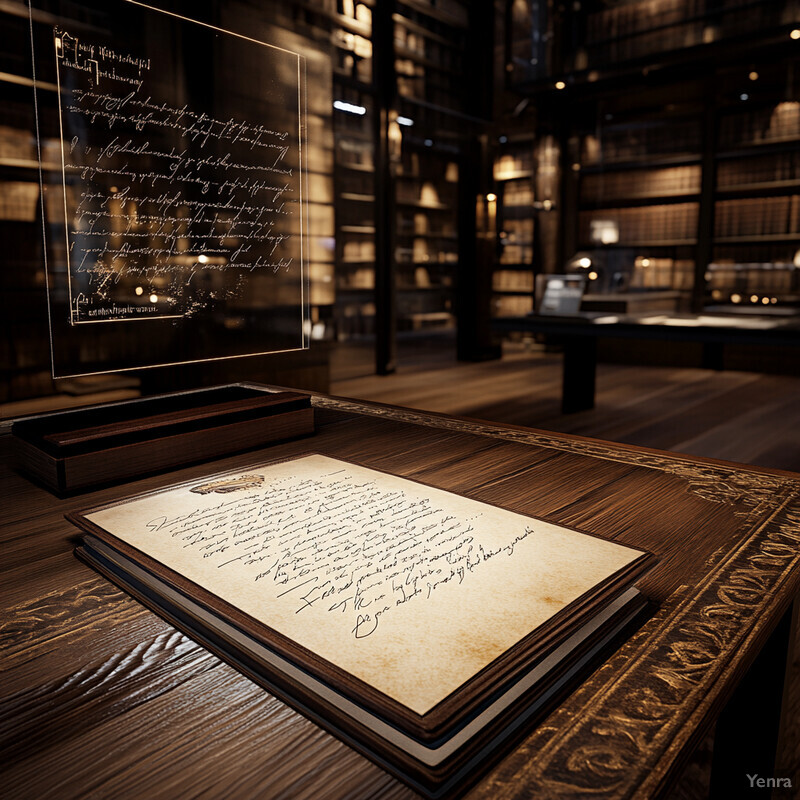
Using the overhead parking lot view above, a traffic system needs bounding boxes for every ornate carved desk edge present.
[472,495,800,799]
[313,397,800,799]
[314,395,800,522]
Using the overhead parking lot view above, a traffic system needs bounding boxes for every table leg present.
[702,341,725,371]
[708,599,797,798]
[561,336,597,414]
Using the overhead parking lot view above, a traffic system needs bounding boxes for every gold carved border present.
[480,500,800,799]
[314,396,800,519]
[315,395,800,799]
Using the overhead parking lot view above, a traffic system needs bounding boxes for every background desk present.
[2,392,799,798]
[493,313,800,413]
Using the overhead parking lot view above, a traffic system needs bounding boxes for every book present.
[69,454,655,797]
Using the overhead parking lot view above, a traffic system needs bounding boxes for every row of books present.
[499,245,534,265]
[398,215,457,238]
[309,263,336,306]
[585,0,705,43]
[581,122,701,165]
[717,151,800,188]
[396,246,458,264]
[585,0,785,46]
[339,268,374,289]
[502,219,533,238]
[494,152,534,180]
[581,166,701,202]
[493,270,535,292]
[586,21,705,64]
[500,219,534,263]
[336,51,372,83]
[0,125,36,162]
[395,32,461,73]
[339,0,372,26]
[492,294,533,316]
[579,203,699,244]
[399,153,459,183]
[342,240,376,262]
[397,79,463,111]
[397,181,452,208]
[396,265,453,288]
[719,102,800,150]
[400,0,469,26]
[713,242,800,264]
[628,257,695,290]
[714,196,800,238]
[503,182,535,207]
[334,29,372,60]
[707,262,799,294]
[0,181,38,223]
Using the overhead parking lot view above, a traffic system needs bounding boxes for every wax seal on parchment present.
[190,474,265,494]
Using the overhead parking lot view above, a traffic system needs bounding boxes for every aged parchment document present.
[87,454,642,714]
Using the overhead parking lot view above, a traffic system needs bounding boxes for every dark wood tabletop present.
[492,312,800,346]
[3,390,800,799]
[492,313,800,414]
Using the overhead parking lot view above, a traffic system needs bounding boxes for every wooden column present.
[693,81,718,314]
[373,0,397,375]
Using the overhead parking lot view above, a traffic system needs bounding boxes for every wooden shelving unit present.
[394,146,459,332]
[493,0,800,321]
[328,0,487,370]
[490,138,535,317]
[705,94,800,310]
[0,3,58,403]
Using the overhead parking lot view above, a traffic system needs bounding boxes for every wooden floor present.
[332,340,800,472]
[332,337,800,799]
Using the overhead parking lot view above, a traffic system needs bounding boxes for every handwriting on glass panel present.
[55,31,298,321]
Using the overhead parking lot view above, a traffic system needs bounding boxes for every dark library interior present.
[3,0,800,412]
[1,2,799,796]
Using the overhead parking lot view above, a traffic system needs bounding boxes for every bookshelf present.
[489,135,548,318]
[494,0,800,326]
[579,0,791,73]
[328,0,482,364]
[566,110,701,306]
[0,4,62,402]
[708,95,800,310]
[395,146,459,332]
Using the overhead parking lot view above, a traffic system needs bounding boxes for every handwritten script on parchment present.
[86,455,641,714]
[52,26,303,323]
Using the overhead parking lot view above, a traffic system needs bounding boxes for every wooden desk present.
[3,392,799,799]
[493,313,800,413]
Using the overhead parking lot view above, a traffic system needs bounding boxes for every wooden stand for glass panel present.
[11,384,314,494]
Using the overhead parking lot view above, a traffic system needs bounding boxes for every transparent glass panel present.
[30,0,309,377]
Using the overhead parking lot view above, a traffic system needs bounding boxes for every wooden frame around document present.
[67,453,656,796]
